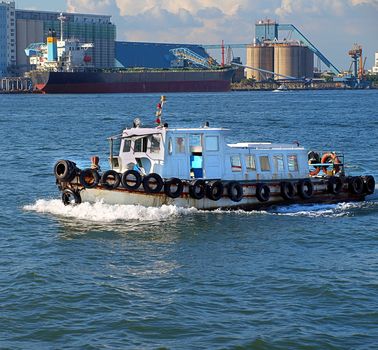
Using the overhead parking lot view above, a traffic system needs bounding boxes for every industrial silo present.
[304,47,314,79]
[246,44,274,81]
[274,44,313,80]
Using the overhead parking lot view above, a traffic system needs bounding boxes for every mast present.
[57,13,66,41]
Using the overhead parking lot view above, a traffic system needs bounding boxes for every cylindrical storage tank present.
[246,45,274,81]
[304,47,314,79]
[274,44,314,80]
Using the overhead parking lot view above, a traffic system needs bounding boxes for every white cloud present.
[274,0,347,17]
[350,0,378,6]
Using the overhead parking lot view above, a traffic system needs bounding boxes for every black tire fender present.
[280,181,295,200]
[100,170,121,189]
[79,168,100,189]
[142,173,163,193]
[54,159,77,182]
[164,178,183,198]
[327,176,343,195]
[121,170,142,190]
[297,179,314,199]
[349,176,364,195]
[256,183,270,202]
[206,180,224,201]
[189,179,206,200]
[62,188,81,206]
[363,175,375,195]
[227,181,243,202]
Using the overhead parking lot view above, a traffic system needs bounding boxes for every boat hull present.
[61,177,368,211]
[30,69,234,94]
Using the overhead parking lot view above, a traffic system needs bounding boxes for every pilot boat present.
[54,96,375,210]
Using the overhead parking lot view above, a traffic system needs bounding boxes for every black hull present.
[31,69,235,94]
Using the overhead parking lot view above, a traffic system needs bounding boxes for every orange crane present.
[348,44,366,79]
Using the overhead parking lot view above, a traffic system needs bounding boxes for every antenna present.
[57,13,66,41]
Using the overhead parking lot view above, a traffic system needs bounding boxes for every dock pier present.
[0,77,33,93]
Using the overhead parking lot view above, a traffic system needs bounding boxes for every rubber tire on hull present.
[363,175,375,195]
[189,179,206,200]
[348,176,364,195]
[100,170,121,189]
[227,181,243,202]
[206,181,224,201]
[79,168,100,189]
[327,176,343,195]
[54,159,77,182]
[297,179,314,199]
[142,173,164,194]
[256,183,270,202]
[164,178,183,198]
[280,181,295,200]
[121,170,142,190]
[62,188,81,206]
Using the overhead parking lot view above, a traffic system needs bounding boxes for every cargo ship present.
[25,30,234,94]
[29,68,234,94]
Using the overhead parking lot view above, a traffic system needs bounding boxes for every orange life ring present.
[321,152,341,174]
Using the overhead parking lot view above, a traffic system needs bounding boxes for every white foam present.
[23,199,198,223]
[268,202,365,217]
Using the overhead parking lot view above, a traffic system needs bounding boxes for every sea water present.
[1,90,378,349]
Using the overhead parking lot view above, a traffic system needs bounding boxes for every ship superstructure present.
[25,29,93,72]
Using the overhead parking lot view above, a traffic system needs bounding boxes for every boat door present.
[203,134,222,179]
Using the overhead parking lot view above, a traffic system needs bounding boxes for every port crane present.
[169,48,217,68]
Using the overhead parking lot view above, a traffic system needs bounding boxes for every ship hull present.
[59,176,370,211]
[31,69,234,94]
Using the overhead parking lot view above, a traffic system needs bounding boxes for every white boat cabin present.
[109,125,309,181]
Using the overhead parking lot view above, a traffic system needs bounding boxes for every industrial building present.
[246,20,314,81]
[0,1,16,77]
[372,52,378,74]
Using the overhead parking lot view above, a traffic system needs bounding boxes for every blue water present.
[1,90,378,349]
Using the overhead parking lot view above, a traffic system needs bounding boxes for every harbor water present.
[1,90,378,349]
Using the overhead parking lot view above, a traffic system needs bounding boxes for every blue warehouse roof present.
[115,41,211,68]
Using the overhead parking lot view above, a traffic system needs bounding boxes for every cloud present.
[350,0,378,6]
[274,0,346,17]
[67,0,114,13]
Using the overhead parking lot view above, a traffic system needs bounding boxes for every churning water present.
[1,90,378,349]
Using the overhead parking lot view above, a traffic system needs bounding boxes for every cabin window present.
[230,155,242,172]
[134,137,147,153]
[175,137,186,154]
[246,155,256,171]
[288,155,299,172]
[273,154,284,172]
[150,135,160,153]
[123,139,131,152]
[190,134,202,152]
[205,136,219,151]
[260,156,271,171]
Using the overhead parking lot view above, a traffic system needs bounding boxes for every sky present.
[16,0,378,70]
